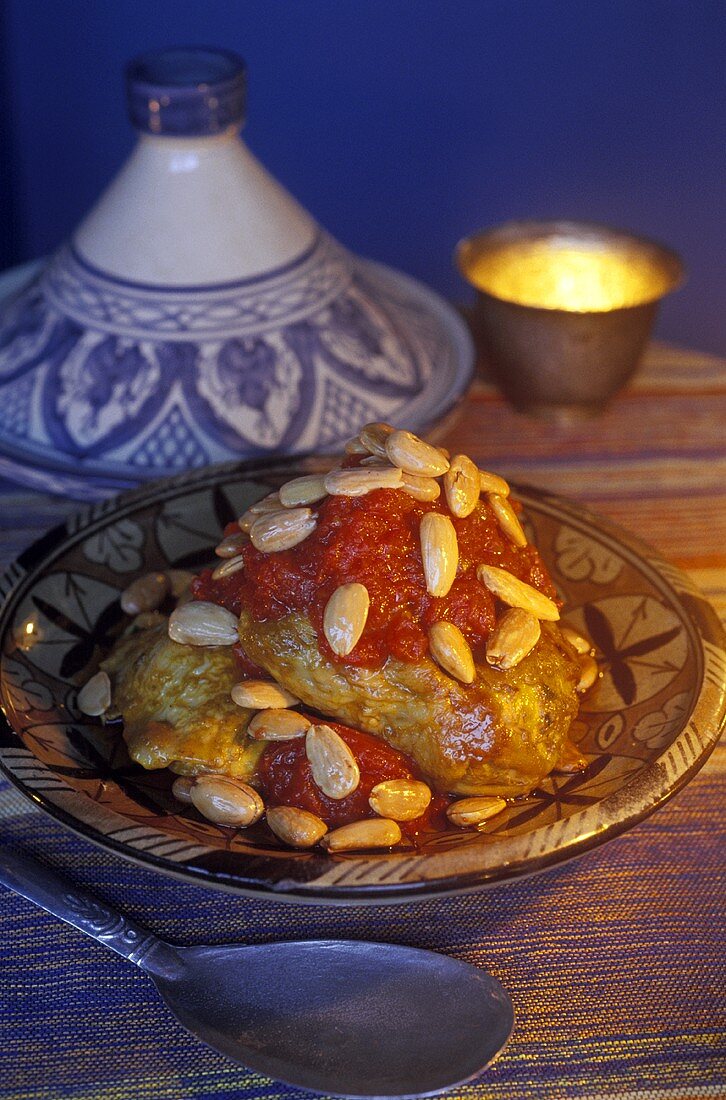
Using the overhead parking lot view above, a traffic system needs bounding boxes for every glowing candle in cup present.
[457,221,683,421]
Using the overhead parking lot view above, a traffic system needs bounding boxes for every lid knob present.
[125,46,246,136]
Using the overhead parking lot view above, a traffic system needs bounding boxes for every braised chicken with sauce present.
[87,423,597,850]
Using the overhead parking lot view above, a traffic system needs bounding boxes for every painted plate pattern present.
[0,459,723,903]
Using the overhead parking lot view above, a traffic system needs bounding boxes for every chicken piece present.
[102,623,262,779]
[237,609,580,797]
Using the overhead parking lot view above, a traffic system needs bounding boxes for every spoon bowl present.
[0,846,513,1098]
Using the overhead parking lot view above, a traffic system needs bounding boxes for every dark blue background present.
[2,0,724,352]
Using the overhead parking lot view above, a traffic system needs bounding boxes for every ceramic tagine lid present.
[0,48,473,500]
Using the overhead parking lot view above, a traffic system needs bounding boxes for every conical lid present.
[0,48,472,499]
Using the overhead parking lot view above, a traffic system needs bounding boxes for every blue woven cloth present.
[1,753,724,1099]
[2,342,726,1098]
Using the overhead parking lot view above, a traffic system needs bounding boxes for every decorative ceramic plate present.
[0,459,723,903]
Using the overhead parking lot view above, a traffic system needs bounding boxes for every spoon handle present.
[0,845,168,971]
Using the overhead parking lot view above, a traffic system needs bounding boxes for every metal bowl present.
[456,220,684,421]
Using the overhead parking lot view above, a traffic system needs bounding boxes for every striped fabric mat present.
[0,341,724,1099]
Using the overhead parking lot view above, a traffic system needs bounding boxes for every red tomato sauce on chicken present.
[257,721,448,840]
[193,478,557,669]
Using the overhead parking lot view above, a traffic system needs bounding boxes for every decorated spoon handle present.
[0,845,173,972]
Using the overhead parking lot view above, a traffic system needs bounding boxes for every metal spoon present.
[0,846,513,1098]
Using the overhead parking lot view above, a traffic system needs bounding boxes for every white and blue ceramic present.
[0,48,473,500]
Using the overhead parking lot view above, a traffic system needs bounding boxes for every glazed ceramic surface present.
[0,459,723,903]
[0,49,473,499]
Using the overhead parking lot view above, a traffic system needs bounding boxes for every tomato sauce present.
[257,720,449,840]
[193,475,557,669]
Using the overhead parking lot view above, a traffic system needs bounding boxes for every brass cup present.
[456,220,684,421]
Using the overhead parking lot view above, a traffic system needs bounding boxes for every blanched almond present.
[231,680,300,709]
[190,775,264,827]
[485,608,541,670]
[78,670,111,716]
[324,467,403,496]
[211,553,246,580]
[487,493,527,547]
[345,436,370,454]
[400,472,441,501]
[420,513,458,597]
[266,806,328,848]
[322,818,402,851]
[323,583,370,656]
[168,601,239,645]
[443,454,480,518]
[120,572,170,615]
[446,796,507,828]
[215,530,249,558]
[279,474,328,507]
[249,492,283,514]
[479,469,510,497]
[385,430,450,476]
[359,421,395,457]
[171,776,195,803]
[576,654,600,692]
[476,563,560,621]
[559,624,592,655]
[249,508,316,552]
[247,709,311,740]
[369,779,432,822]
[238,493,283,531]
[428,621,476,684]
[306,724,360,800]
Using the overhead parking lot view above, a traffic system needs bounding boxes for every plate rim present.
[0,457,723,904]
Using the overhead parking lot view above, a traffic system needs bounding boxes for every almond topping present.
[479,469,511,497]
[231,680,300,709]
[238,493,283,531]
[190,775,264,827]
[345,436,370,454]
[446,796,507,828]
[324,467,403,496]
[576,654,600,693]
[77,670,111,716]
[247,709,311,741]
[279,474,328,508]
[168,601,239,646]
[385,429,450,477]
[476,563,560,621]
[486,608,541,670]
[249,508,316,552]
[359,421,395,457]
[428,621,476,684]
[120,572,170,615]
[215,530,249,558]
[559,624,593,655]
[211,554,246,580]
[400,472,441,502]
[305,724,360,800]
[443,454,480,518]
[488,493,527,547]
[368,779,432,822]
[266,806,328,848]
[171,776,195,803]
[323,583,370,656]
[420,513,458,597]
[322,818,402,852]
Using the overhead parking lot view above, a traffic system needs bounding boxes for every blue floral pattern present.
[0,233,462,487]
